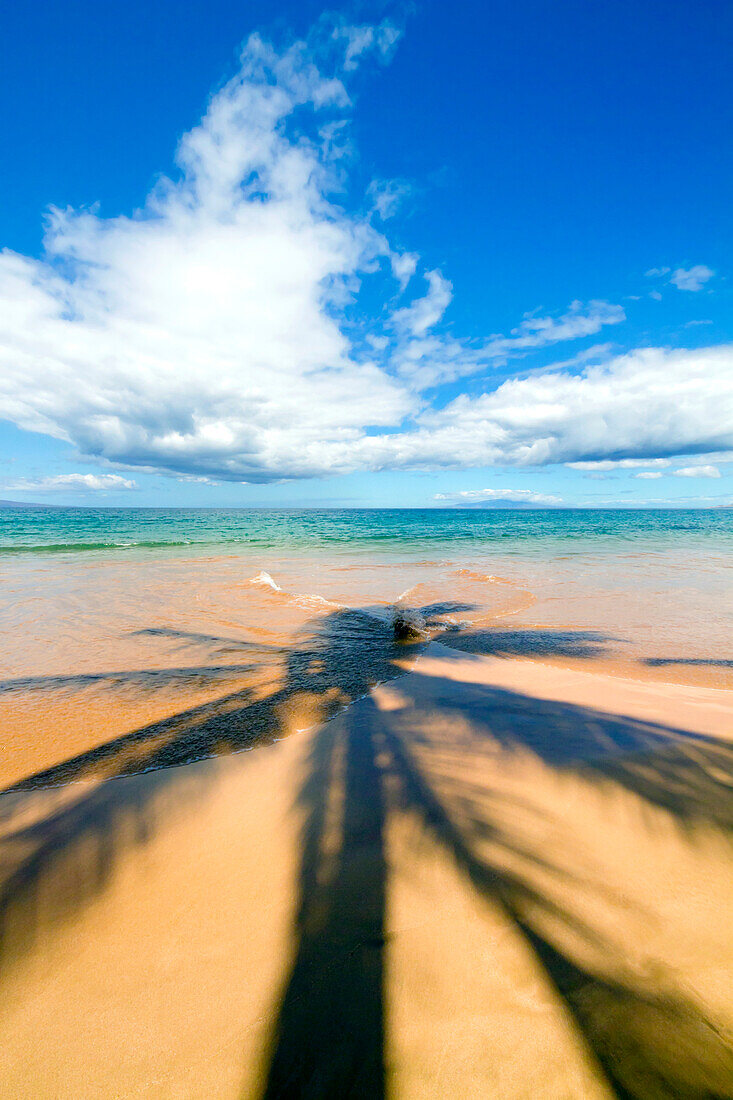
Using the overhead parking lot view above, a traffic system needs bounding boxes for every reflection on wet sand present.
[0,608,731,1098]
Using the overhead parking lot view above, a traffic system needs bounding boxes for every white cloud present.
[685,451,733,465]
[3,474,137,492]
[390,299,625,389]
[0,28,413,484]
[392,270,453,337]
[567,458,672,471]
[495,300,625,352]
[368,178,412,220]
[333,21,401,71]
[364,345,733,472]
[434,488,562,506]
[674,465,721,479]
[0,24,730,486]
[529,343,614,374]
[390,250,418,289]
[645,265,715,293]
[583,452,733,480]
[338,347,730,477]
[670,265,715,292]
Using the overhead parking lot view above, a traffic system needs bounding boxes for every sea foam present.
[249,571,282,591]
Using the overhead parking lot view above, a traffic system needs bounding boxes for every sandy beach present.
[0,631,731,1098]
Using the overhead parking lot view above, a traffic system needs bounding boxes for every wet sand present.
[0,643,731,1098]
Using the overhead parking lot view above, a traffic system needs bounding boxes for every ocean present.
[2,505,732,558]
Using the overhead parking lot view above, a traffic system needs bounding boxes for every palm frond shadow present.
[378,688,733,1100]
[643,657,733,669]
[436,625,619,659]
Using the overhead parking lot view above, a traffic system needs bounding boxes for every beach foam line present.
[247,570,344,612]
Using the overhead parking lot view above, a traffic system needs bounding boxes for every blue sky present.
[1,0,731,507]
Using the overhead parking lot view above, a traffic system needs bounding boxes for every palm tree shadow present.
[2,604,731,1098]
[259,700,387,1100]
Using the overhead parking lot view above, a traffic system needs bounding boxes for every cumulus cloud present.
[674,465,721,478]
[434,488,562,506]
[362,345,733,472]
[670,265,715,291]
[0,27,413,483]
[576,454,732,480]
[0,23,730,485]
[2,474,137,492]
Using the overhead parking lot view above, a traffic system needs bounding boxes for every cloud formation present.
[373,345,733,472]
[434,488,562,506]
[367,178,413,220]
[567,458,672,472]
[2,474,137,492]
[670,265,715,292]
[0,24,731,485]
[674,465,721,479]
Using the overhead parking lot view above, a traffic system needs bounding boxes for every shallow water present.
[0,507,731,789]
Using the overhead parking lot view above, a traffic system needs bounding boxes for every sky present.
[1,0,732,509]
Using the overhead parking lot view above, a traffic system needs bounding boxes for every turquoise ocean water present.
[2,506,732,557]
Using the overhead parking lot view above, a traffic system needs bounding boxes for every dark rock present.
[392,608,428,642]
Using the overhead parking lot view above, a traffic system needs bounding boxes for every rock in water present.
[392,608,428,641]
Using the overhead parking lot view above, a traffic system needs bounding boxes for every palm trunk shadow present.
[258,700,387,1100]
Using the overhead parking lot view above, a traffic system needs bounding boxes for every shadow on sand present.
[1,608,732,1098]
[260,700,388,1100]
